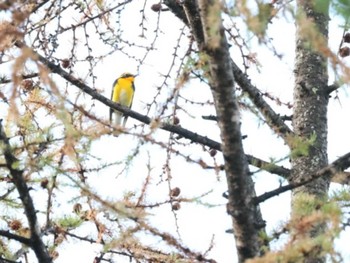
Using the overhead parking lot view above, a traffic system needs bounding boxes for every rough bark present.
[291,1,330,262]
[196,1,265,261]
[292,0,329,196]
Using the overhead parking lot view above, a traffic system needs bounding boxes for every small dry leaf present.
[40,178,49,188]
[339,46,350,58]
[54,234,65,245]
[172,202,181,210]
[0,22,22,52]
[61,59,70,68]
[50,250,59,260]
[83,209,97,221]
[198,159,208,168]
[149,118,161,130]
[73,203,82,214]
[151,3,162,12]
[9,219,22,231]
[55,225,66,234]
[173,116,180,125]
[170,187,181,197]
[344,32,350,43]
[209,149,217,157]
[19,227,30,238]
[21,79,34,92]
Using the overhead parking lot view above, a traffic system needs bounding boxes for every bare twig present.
[0,73,39,84]
[254,151,350,204]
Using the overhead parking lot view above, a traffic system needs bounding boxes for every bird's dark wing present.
[110,78,119,122]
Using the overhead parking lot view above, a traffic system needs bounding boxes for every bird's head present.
[119,72,137,82]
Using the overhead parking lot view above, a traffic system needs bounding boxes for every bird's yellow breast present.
[112,77,135,107]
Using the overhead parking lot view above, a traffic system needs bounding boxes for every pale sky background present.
[1,1,350,262]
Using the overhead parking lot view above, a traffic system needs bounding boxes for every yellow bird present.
[110,73,136,127]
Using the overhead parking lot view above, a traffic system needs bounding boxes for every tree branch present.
[163,0,188,26]
[0,120,52,263]
[182,0,205,46]
[12,41,348,189]
[10,41,297,184]
[0,229,31,245]
[325,83,340,94]
[254,151,350,204]
[14,41,225,151]
[163,0,294,147]
[230,61,293,143]
[58,1,132,34]
[0,73,39,84]
[246,154,290,178]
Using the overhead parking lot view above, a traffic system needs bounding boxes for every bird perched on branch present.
[110,72,136,127]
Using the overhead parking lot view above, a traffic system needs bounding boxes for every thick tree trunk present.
[164,0,266,261]
[291,1,330,262]
[197,1,265,262]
